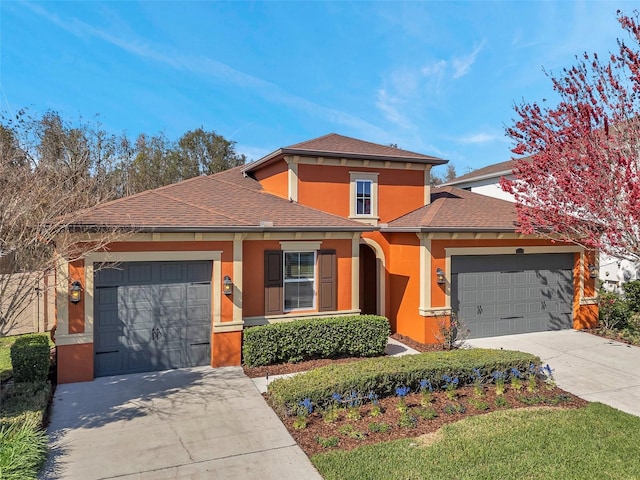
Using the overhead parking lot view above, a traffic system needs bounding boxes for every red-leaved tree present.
[502,10,640,261]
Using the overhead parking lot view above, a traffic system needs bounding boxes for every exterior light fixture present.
[435,267,446,285]
[588,264,599,279]
[69,281,82,304]
[515,248,525,255]
[223,275,233,295]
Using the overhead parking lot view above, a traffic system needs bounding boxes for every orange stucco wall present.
[57,343,93,383]
[384,235,598,345]
[296,164,425,223]
[386,233,424,341]
[212,331,242,367]
[254,160,288,199]
[68,260,85,334]
[242,238,353,318]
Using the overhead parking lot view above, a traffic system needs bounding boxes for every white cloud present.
[457,132,496,144]
[451,41,485,79]
[376,89,413,130]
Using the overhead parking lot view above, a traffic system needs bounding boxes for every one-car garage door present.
[94,261,212,377]
[451,254,573,339]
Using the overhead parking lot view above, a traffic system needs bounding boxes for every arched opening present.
[359,244,378,315]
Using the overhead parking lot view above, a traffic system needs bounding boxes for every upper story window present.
[356,180,372,215]
[349,172,379,225]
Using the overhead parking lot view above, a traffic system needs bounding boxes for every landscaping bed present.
[242,334,446,378]
[272,383,586,456]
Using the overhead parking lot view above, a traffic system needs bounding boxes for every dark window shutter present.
[264,250,283,315]
[318,249,337,311]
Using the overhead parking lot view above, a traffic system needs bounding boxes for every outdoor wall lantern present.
[588,264,599,279]
[223,275,233,295]
[69,281,82,304]
[435,268,446,285]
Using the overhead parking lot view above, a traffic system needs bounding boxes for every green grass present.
[312,403,640,480]
[0,417,48,480]
[0,333,53,479]
[0,336,18,381]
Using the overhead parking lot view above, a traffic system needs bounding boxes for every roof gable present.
[442,157,532,187]
[243,133,447,175]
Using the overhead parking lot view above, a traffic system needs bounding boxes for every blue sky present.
[0,1,632,174]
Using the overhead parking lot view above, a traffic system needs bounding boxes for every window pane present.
[284,280,314,310]
[285,252,315,279]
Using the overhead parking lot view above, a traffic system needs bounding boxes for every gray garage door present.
[94,261,212,377]
[451,254,573,339]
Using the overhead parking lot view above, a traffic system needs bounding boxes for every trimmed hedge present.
[267,348,539,413]
[242,315,390,367]
[9,335,50,383]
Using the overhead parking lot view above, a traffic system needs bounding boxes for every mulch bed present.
[270,384,587,456]
[242,334,443,378]
[584,328,639,347]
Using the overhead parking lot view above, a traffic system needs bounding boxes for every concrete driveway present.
[468,330,640,417]
[41,366,322,480]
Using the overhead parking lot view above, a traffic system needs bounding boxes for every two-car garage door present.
[94,261,212,377]
[451,254,574,339]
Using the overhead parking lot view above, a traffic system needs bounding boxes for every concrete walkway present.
[468,330,640,417]
[41,366,322,480]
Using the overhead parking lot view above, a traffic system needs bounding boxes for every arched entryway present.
[359,243,378,315]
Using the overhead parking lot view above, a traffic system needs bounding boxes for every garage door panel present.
[451,254,574,339]
[127,264,153,283]
[94,261,212,377]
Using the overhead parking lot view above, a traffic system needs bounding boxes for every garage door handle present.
[96,350,119,355]
[500,316,524,320]
[190,342,210,346]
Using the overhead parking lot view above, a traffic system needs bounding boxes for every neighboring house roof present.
[242,133,448,174]
[71,166,372,233]
[441,159,518,187]
[385,186,517,232]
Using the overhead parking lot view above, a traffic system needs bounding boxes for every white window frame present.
[283,251,316,312]
[349,171,379,225]
[355,180,372,215]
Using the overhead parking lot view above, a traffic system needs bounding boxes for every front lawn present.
[312,403,640,480]
[0,333,53,479]
[0,335,17,382]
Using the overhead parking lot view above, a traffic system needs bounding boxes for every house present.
[54,134,598,383]
[442,159,639,292]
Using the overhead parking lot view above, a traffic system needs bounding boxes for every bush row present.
[267,348,539,413]
[9,334,50,383]
[242,315,390,367]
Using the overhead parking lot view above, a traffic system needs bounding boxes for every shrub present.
[242,315,390,367]
[267,348,538,413]
[9,335,50,383]
[598,290,630,330]
[624,281,640,313]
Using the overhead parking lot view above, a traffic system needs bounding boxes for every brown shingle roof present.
[386,186,517,232]
[243,133,447,174]
[72,166,371,232]
[442,158,533,187]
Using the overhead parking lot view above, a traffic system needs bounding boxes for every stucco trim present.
[55,255,70,336]
[417,234,432,314]
[352,234,360,311]
[360,237,387,317]
[279,241,323,251]
[213,321,244,333]
[243,309,361,326]
[55,333,93,345]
